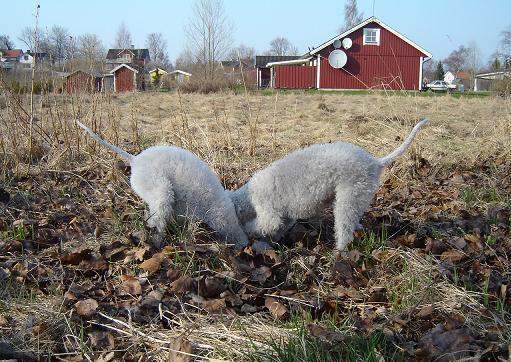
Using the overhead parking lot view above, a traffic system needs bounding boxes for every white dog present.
[76,121,248,249]
[229,119,430,251]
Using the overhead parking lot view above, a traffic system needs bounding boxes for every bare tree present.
[268,37,298,56]
[422,59,437,82]
[443,45,469,72]
[501,25,511,54]
[501,25,511,68]
[185,0,233,79]
[78,33,105,69]
[465,42,483,74]
[145,32,170,68]
[175,48,194,71]
[487,50,504,72]
[114,22,133,49]
[47,25,71,66]
[228,44,255,64]
[19,26,37,51]
[339,0,363,33]
[0,35,14,49]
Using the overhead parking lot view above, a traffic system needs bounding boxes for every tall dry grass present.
[1,87,510,187]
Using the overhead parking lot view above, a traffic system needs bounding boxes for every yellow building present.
[148,67,169,84]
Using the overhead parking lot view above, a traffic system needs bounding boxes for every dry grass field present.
[0,89,510,361]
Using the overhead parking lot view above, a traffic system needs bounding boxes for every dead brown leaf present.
[74,298,98,317]
[89,330,115,350]
[0,314,8,327]
[169,275,196,294]
[60,249,93,265]
[168,336,193,362]
[331,286,364,300]
[307,323,348,343]
[97,351,116,362]
[397,233,417,247]
[123,247,148,264]
[464,233,483,251]
[201,298,226,312]
[417,304,434,319]
[198,276,226,298]
[119,275,142,295]
[265,296,288,319]
[440,250,466,263]
[167,268,182,282]
[140,256,162,273]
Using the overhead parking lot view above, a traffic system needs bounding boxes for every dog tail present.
[76,120,134,163]
[378,118,430,167]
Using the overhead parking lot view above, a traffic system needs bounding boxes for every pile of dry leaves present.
[0,155,509,361]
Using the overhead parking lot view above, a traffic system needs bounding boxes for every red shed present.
[270,17,432,91]
[66,70,102,94]
[111,64,146,92]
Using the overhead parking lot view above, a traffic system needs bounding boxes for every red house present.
[268,17,432,91]
[105,48,150,71]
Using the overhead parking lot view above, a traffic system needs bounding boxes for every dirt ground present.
[0,90,510,361]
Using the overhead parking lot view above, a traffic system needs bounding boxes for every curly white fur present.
[229,119,430,251]
[76,121,248,249]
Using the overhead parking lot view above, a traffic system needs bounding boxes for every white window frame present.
[363,28,380,46]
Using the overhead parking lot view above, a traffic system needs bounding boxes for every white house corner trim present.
[316,55,321,89]
[418,57,423,90]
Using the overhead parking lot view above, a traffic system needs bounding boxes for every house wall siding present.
[66,71,100,94]
[273,21,426,90]
[317,22,423,90]
[115,67,135,92]
[275,65,316,89]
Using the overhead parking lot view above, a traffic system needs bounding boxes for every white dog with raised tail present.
[76,121,248,249]
[229,119,430,251]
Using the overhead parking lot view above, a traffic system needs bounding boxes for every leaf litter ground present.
[1,153,509,361]
[0,92,510,361]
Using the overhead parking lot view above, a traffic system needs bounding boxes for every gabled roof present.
[308,16,432,58]
[149,67,168,74]
[106,48,150,60]
[110,63,141,74]
[255,55,301,68]
[169,70,192,77]
[66,69,103,78]
[0,49,22,58]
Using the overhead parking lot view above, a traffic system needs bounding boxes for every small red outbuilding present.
[268,17,432,91]
[66,70,102,94]
[111,64,146,92]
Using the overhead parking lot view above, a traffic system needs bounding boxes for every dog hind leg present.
[333,181,379,251]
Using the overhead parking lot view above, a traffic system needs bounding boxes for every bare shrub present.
[178,77,236,94]
[490,77,511,97]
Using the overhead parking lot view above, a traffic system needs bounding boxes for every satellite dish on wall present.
[333,39,342,49]
[342,37,352,49]
[328,49,347,69]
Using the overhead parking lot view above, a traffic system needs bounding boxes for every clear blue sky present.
[4,0,510,63]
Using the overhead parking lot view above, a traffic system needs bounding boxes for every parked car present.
[425,80,456,92]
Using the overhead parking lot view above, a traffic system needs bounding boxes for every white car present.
[426,80,456,92]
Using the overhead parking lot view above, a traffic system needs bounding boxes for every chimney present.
[131,44,135,49]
